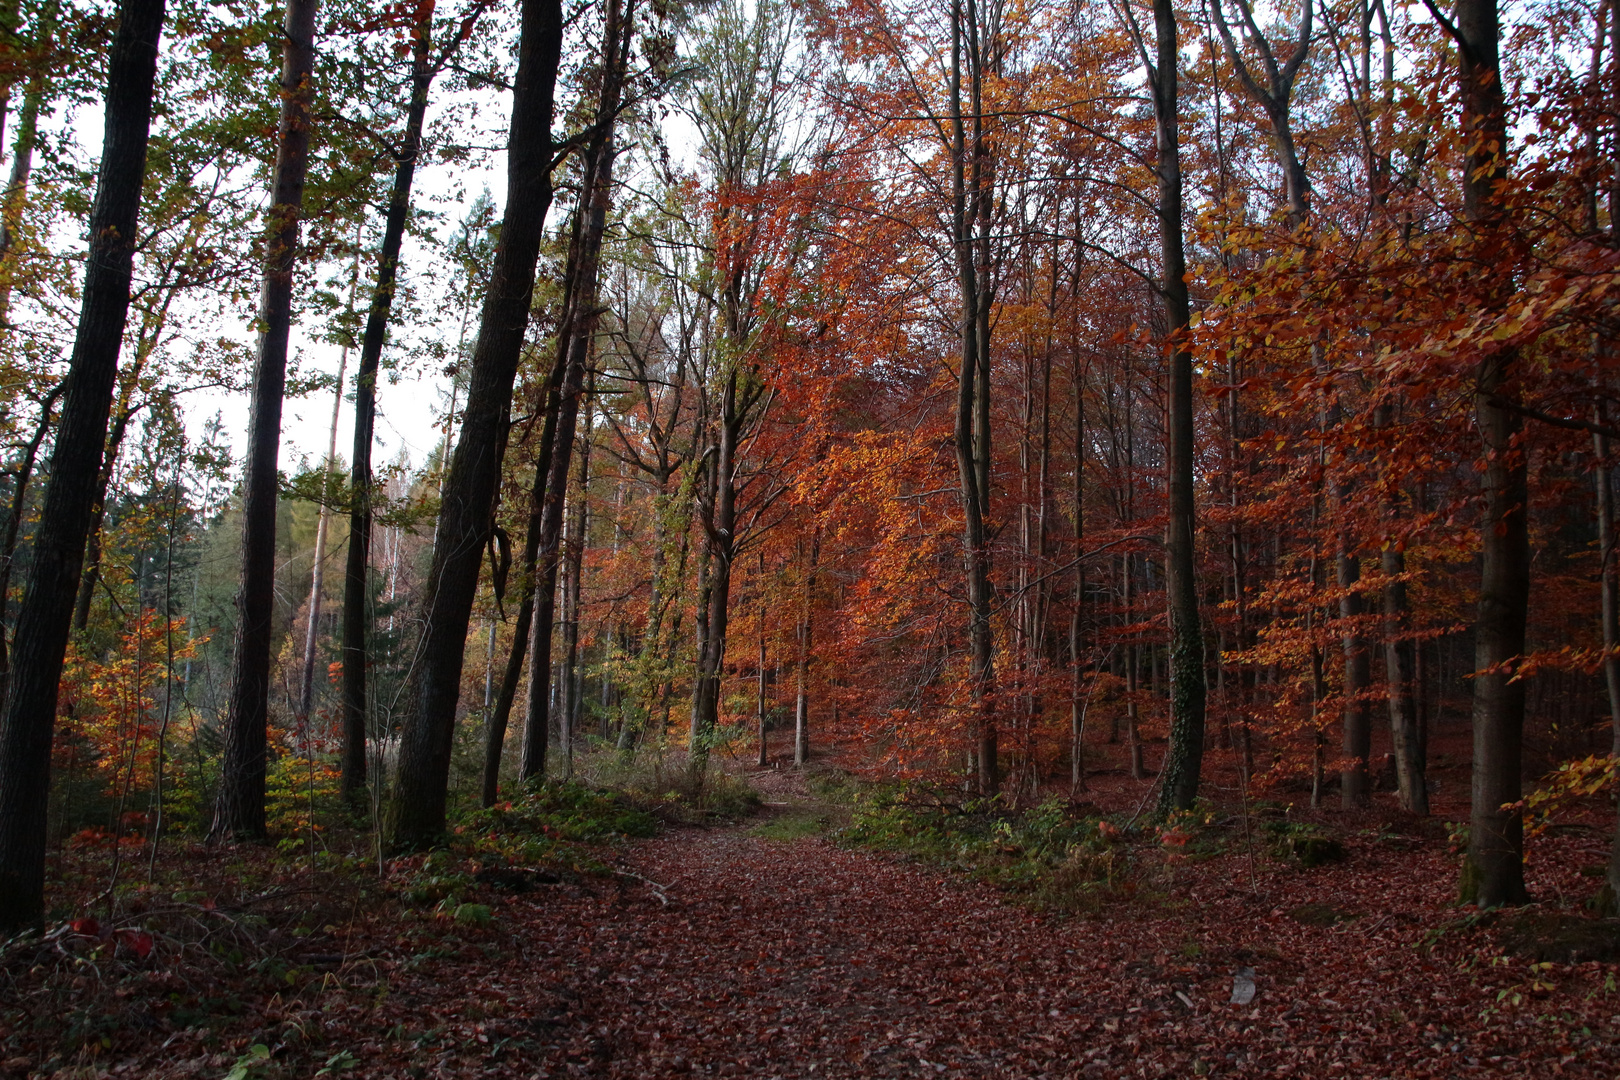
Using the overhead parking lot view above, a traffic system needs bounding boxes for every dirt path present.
[477,773,1613,1080]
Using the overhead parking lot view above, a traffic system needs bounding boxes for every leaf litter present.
[0,774,1616,1078]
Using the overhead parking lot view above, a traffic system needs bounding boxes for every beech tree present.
[388,0,562,848]
[211,0,319,842]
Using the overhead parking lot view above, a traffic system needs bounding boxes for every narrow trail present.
[477,769,1608,1080]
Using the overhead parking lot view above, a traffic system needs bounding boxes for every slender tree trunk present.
[757,599,768,767]
[559,389,593,777]
[1147,0,1206,814]
[0,0,50,329]
[71,401,138,633]
[483,385,562,804]
[1383,541,1428,814]
[0,383,61,697]
[388,0,562,848]
[300,343,347,721]
[341,7,437,800]
[520,14,625,780]
[1454,0,1531,908]
[691,376,740,774]
[211,0,318,843]
[1070,352,1086,792]
[0,0,164,930]
[1593,414,1620,911]
[794,531,817,767]
[950,0,997,796]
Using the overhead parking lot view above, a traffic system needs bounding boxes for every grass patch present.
[750,810,829,840]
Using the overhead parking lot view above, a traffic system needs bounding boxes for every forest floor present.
[3,760,1620,1079]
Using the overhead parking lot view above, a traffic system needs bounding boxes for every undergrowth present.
[836,786,1151,913]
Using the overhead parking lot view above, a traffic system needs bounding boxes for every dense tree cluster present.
[0,0,1615,929]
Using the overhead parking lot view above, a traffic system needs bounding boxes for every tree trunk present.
[300,342,347,721]
[483,384,562,805]
[794,531,817,767]
[1383,542,1428,814]
[211,0,318,843]
[950,0,997,796]
[1454,0,1531,908]
[0,0,164,930]
[0,0,47,329]
[520,8,626,781]
[387,0,562,848]
[559,389,593,778]
[0,383,62,698]
[1070,348,1086,792]
[691,375,740,774]
[71,401,140,633]
[1147,0,1205,814]
[341,5,437,801]
[1592,414,1620,911]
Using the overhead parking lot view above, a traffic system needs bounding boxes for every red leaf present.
[115,929,154,959]
[69,917,100,937]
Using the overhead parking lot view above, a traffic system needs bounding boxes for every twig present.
[610,868,670,905]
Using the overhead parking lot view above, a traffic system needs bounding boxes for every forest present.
[0,0,1619,1074]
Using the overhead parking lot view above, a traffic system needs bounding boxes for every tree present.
[521,0,633,783]
[340,0,441,801]
[1435,0,1533,908]
[1118,0,1205,814]
[210,0,320,842]
[388,0,562,848]
[0,0,165,930]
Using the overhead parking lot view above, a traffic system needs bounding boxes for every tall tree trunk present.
[1376,409,1428,814]
[1146,0,1206,815]
[691,375,740,774]
[0,0,164,931]
[520,6,626,781]
[1070,346,1086,792]
[950,0,997,796]
[559,388,593,778]
[1453,0,1531,908]
[210,0,319,842]
[341,6,437,800]
[387,0,562,848]
[1593,414,1620,911]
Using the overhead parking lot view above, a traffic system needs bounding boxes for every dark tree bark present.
[558,387,594,776]
[341,8,436,801]
[1596,417,1620,912]
[482,382,561,805]
[0,382,63,697]
[0,0,164,931]
[210,0,319,842]
[949,0,997,796]
[521,0,629,785]
[1444,0,1532,908]
[387,0,562,848]
[1139,0,1206,815]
